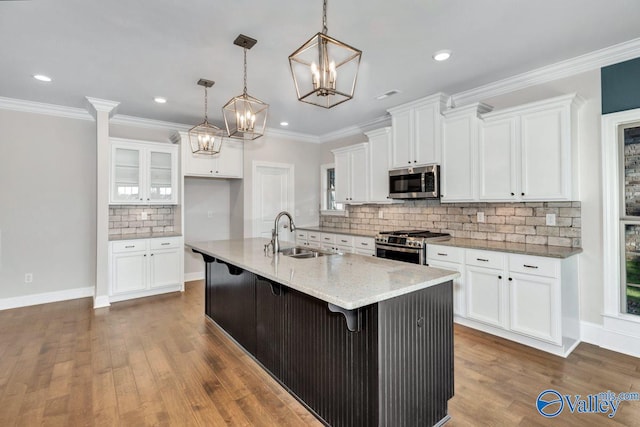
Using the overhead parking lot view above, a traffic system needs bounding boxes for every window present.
[621,122,640,316]
[320,163,345,215]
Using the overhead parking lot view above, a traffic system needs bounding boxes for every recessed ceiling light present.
[433,50,452,62]
[33,74,52,82]
[375,90,401,100]
[154,97,167,104]
[280,122,289,127]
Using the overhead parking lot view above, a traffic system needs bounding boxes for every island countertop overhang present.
[187,238,459,310]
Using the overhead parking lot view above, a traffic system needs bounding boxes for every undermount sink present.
[279,247,336,259]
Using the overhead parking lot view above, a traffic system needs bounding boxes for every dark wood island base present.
[196,253,454,427]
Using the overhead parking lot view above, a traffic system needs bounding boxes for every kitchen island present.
[188,238,459,427]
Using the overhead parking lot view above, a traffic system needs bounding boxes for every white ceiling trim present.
[318,114,392,144]
[0,96,92,121]
[110,114,191,132]
[451,37,640,106]
[265,127,320,144]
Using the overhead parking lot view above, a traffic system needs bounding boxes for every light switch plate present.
[477,212,485,223]
[546,213,556,226]
[207,211,214,218]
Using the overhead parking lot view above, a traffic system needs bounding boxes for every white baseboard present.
[0,286,94,311]
[184,272,205,282]
[93,295,111,309]
[580,321,640,359]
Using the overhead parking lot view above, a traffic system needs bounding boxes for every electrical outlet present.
[477,212,485,223]
[207,211,214,218]
[24,273,33,283]
[141,212,148,220]
[546,213,556,226]
[378,210,384,219]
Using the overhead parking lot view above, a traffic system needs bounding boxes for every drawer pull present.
[324,237,330,240]
[523,264,539,269]
[125,245,135,248]
[161,242,171,246]
[360,243,369,246]
[437,252,448,256]
[477,258,489,262]
[341,239,348,243]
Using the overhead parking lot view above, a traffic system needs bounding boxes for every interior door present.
[253,162,295,240]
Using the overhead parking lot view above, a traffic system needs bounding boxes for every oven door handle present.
[375,243,422,254]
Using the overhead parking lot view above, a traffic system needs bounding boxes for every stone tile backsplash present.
[109,205,175,236]
[321,201,581,247]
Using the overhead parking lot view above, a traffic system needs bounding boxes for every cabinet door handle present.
[476,258,489,262]
[508,277,513,281]
[523,264,539,269]
[498,275,502,279]
[413,160,417,163]
[510,192,515,196]
[437,252,448,256]
[150,253,154,256]
[144,254,147,257]
[521,192,525,196]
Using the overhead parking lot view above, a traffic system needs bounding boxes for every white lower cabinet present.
[427,243,578,356]
[466,265,507,329]
[109,236,183,302]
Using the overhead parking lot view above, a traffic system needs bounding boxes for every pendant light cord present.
[203,86,209,122]
[243,48,248,96]
[322,0,328,34]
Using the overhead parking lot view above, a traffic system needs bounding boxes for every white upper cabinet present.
[478,116,518,200]
[441,103,493,203]
[174,131,243,179]
[364,127,393,203]
[110,138,178,205]
[388,93,448,169]
[477,93,582,202]
[332,143,369,204]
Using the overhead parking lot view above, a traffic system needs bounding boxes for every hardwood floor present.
[0,280,638,426]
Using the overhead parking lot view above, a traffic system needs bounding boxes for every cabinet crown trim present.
[331,142,369,155]
[387,92,449,114]
[480,93,583,121]
[364,127,391,138]
[443,102,494,118]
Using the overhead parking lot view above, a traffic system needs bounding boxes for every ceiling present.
[2,0,640,137]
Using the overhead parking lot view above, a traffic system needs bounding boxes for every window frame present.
[320,163,346,216]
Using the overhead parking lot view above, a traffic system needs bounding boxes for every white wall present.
[0,110,96,298]
[183,177,232,278]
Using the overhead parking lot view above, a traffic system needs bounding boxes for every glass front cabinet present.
[110,138,178,205]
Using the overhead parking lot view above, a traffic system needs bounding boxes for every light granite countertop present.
[430,238,582,259]
[109,232,182,241]
[187,238,459,310]
[295,226,378,238]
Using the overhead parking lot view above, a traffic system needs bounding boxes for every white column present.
[86,97,119,308]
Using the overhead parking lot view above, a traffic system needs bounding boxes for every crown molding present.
[0,96,93,121]
[319,114,392,143]
[110,113,191,132]
[452,37,640,106]
[264,126,320,144]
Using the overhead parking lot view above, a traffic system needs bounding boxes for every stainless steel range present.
[375,230,450,265]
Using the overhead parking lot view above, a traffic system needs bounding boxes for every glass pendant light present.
[223,34,269,140]
[289,0,362,108]
[188,79,224,155]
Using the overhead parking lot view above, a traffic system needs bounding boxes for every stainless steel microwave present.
[389,165,440,199]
